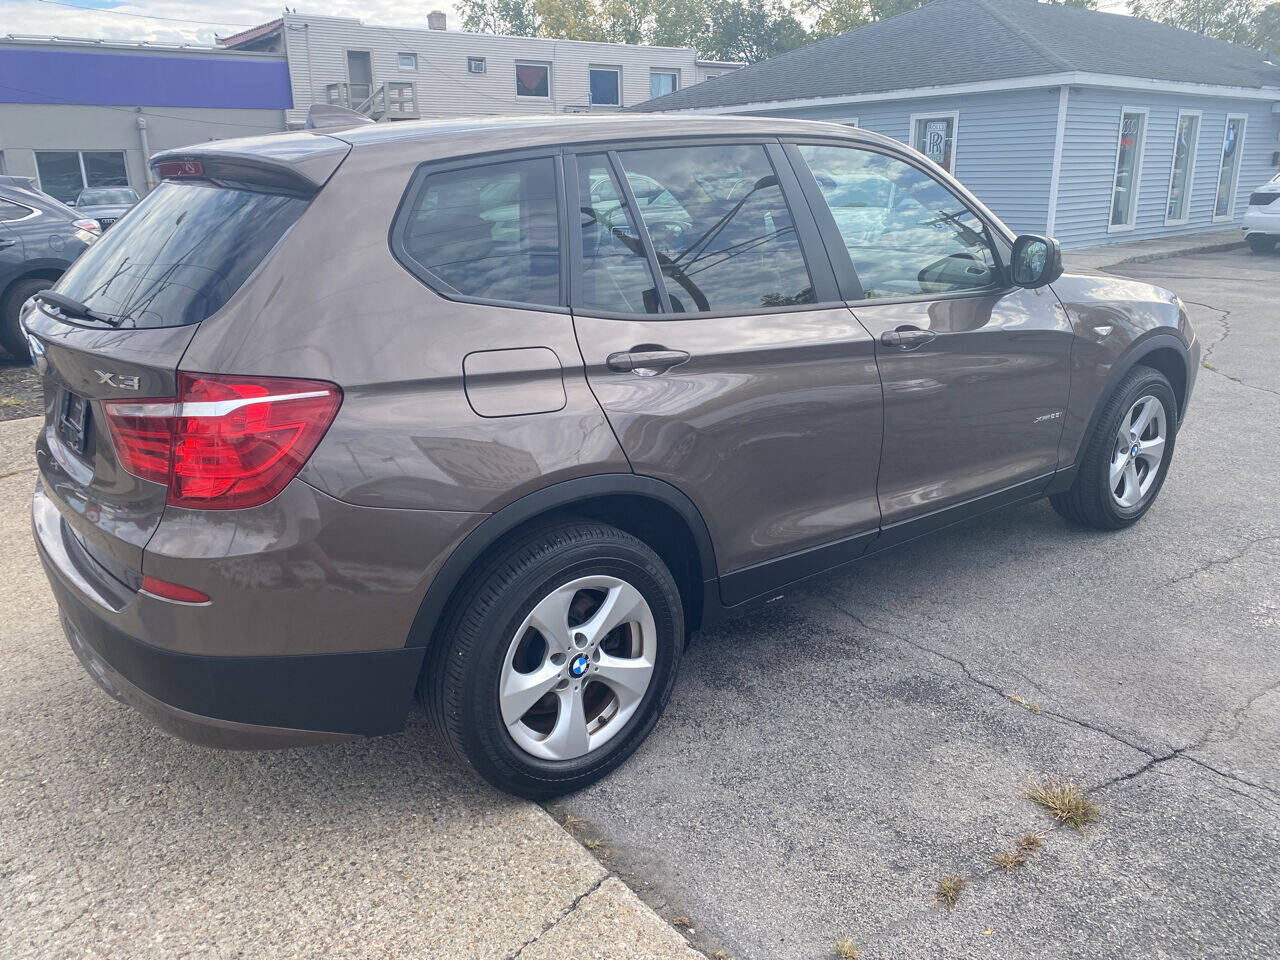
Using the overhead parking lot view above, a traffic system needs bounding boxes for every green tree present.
[455,0,542,36]
[1128,0,1260,43]
[702,0,808,61]
[1253,1,1280,52]
[533,0,599,40]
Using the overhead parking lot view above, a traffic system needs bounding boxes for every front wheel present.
[424,520,683,799]
[1050,366,1178,530]
[1247,235,1277,254]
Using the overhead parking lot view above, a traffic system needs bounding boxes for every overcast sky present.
[1,0,1131,48]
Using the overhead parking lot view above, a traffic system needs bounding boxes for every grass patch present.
[989,851,1023,872]
[833,938,861,959]
[1025,776,1100,830]
[1005,694,1042,713]
[1016,832,1043,854]
[935,874,967,908]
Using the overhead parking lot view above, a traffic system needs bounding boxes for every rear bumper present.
[34,483,425,747]
[1242,209,1280,237]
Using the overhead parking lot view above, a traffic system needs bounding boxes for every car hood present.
[76,204,134,218]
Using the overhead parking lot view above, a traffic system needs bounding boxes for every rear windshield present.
[55,180,308,328]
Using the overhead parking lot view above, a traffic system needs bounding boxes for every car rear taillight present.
[103,373,342,510]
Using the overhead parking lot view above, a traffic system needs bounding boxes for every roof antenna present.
[304,103,377,130]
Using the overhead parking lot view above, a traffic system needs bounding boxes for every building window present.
[467,56,486,74]
[1109,108,1148,231]
[398,53,417,70]
[516,62,550,98]
[589,67,621,106]
[35,150,128,205]
[843,117,861,128]
[910,112,958,173]
[1214,114,1248,221]
[650,69,679,99]
[1165,110,1200,225]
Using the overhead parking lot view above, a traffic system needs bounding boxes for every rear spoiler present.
[149,129,352,196]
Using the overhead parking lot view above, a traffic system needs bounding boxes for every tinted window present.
[77,187,138,205]
[576,155,662,314]
[400,156,560,308]
[615,144,814,313]
[797,144,998,300]
[54,180,307,328]
[0,199,31,222]
[589,69,620,106]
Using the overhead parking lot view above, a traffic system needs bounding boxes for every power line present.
[31,0,258,28]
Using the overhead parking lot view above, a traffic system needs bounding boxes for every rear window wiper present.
[35,290,122,327]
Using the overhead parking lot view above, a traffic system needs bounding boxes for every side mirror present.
[1009,234,1063,289]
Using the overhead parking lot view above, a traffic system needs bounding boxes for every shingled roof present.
[638,0,1280,112]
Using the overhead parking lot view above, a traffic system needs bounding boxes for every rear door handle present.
[880,327,937,351]
[0,239,17,250]
[606,349,691,376]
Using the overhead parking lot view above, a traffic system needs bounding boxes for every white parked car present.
[1243,173,1280,253]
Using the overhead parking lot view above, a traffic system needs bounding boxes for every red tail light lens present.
[103,373,342,510]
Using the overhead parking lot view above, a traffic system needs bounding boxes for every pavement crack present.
[505,874,607,960]
[0,465,36,481]
[1158,533,1280,589]
[826,598,1280,811]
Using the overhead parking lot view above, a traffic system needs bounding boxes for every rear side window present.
[575,154,662,314]
[0,199,32,221]
[613,144,814,313]
[54,180,307,328]
[396,156,561,309]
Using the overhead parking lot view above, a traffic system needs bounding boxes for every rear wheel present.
[424,520,683,799]
[1,276,51,362]
[1051,366,1178,530]
[1247,235,1277,254]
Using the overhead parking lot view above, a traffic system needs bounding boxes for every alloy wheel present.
[499,575,657,761]
[1110,394,1167,509]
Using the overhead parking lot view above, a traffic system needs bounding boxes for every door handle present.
[606,349,691,376]
[0,239,17,250]
[880,326,937,351]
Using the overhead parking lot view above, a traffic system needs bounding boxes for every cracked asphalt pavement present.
[556,249,1280,960]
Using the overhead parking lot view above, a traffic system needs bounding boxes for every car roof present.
[331,113,902,156]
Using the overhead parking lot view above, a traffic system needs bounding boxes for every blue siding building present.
[640,0,1280,248]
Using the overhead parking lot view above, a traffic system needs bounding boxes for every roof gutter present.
[656,71,1280,114]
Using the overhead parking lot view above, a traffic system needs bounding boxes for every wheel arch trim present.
[404,473,719,649]
[1071,331,1190,465]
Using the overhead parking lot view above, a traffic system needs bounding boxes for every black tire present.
[1050,365,1178,530]
[1247,235,1277,254]
[1,276,52,362]
[423,520,683,799]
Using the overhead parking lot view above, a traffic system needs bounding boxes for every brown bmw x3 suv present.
[26,114,1198,798]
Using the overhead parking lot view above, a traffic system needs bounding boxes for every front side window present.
[516,62,550,98]
[1214,115,1247,220]
[589,68,621,106]
[797,144,999,301]
[398,156,560,308]
[911,114,957,172]
[1110,109,1147,229]
[576,155,662,313]
[1166,112,1200,223]
[650,70,678,99]
[614,144,814,313]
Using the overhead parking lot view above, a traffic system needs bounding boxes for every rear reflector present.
[103,373,342,510]
[155,160,204,178]
[141,575,210,604]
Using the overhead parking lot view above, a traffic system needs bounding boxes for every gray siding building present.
[218,13,741,127]
[639,0,1280,247]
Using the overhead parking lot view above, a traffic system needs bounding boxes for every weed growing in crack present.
[1017,832,1043,854]
[1006,694,1042,713]
[1026,776,1100,830]
[990,832,1044,872]
[833,938,861,958]
[935,874,967,908]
